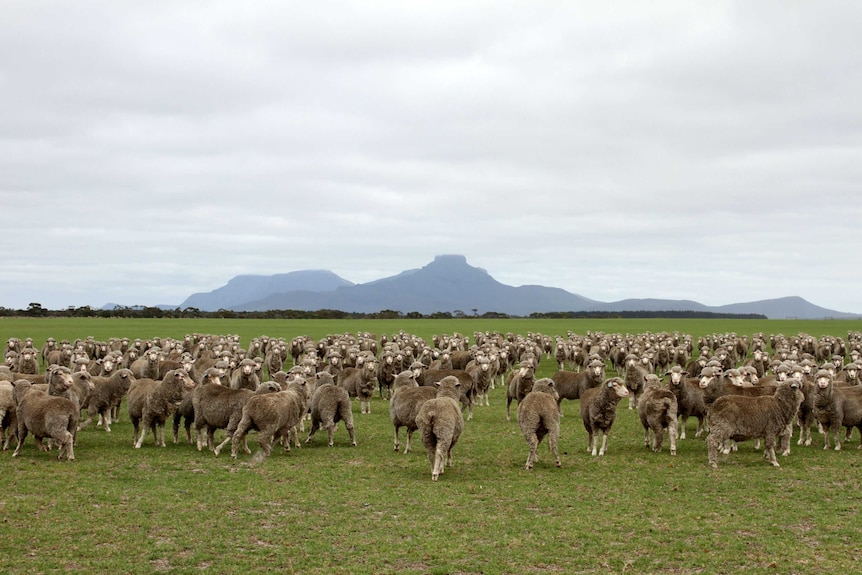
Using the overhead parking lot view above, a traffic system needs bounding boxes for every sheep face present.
[607,378,630,398]
[816,372,833,390]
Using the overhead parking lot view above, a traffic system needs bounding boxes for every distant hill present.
[158,254,859,319]
[179,270,354,311]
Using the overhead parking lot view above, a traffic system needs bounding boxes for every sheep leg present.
[404,429,413,454]
[642,427,651,450]
[524,432,539,470]
[344,421,356,446]
[706,433,722,469]
[679,415,687,440]
[548,430,561,467]
[12,425,29,457]
[668,421,678,456]
[587,431,596,456]
[393,427,401,452]
[598,431,610,456]
[305,419,321,444]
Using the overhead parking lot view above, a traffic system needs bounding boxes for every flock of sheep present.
[2,329,862,478]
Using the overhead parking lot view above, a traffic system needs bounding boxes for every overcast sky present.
[2,2,861,313]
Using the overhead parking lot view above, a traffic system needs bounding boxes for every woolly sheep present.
[305,372,356,447]
[637,374,679,455]
[550,359,605,416]
[666,366,706,439]
[12,379,78,461]
[78,368,136,432]
[389,373,437,453]
[415,376,464,481]
[580,377,630,456]
[517,377,561,470]
[195,379,282,455]
[506,361,536,421]
[337,359,379,414]
[230,378,310,463]
[706,381,804,468]
[812,369,862,450]
[0,380,16,450]
[130,369,197,448]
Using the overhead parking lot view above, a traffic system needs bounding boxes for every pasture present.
[2,318,861,574]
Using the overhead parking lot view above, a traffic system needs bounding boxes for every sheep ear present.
[607,381,614,388]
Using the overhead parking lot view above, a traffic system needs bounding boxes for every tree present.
[26,302,46,317]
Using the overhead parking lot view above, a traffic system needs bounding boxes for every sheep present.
[376,350,399,400]
[172,366,223,444]
[305,372,356,447]
[0,379,17,450]
[550,359,605,416]
[194,379,282,455]
[12,379,78,461]
[16,347,40,375]
[579,377,630,456]
[420,368,475,421]
[129,347,161,380]
[466,355,494,407]
[230,358,261,391]
[517,377,561,470]
[389,373,438,453]
[637,374,679,455]
[415,376,464,481]
[230,378,310,463]
[77,368,136,432]
[666,366,706,439]
[129,369,197,448]
[812,369,862,450]
[337,358,379,414]
[706,381,804,468]
[623,354,648,410]
[506,361,536,421]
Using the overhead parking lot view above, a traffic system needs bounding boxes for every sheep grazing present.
[666,366,706,439]
[637,374,679,455]
[305,372,356,447]
[415,376,464,481]
[706,381,804,468]
[194,380,282,456]
[129,369,197,448]
[579,377,630,456]
[12,379,79,461]
[337,359,378,414]
[390,373,438,454]
[506,361,536,421]
[550,359,605,416]
[517,377,561,470]
[78,368,136,432]
[812,369,862,450]
[230,378,310,463]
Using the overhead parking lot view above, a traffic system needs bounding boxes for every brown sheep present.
[305,372,356,447]
[812,369,862,450]
[415,376,464,481]
[506,361,536,421]
[195,379,282,456]
[0,380,17,450]
[550,359,605,416]
[129,369,197,448]
[706,381,804,468]
[230,358,261,391]
[666,366,706,439]
[78,368,136,432]
[517,377,561,470]
[337,359,378,414]
[12,379,78,461]
[230,379,310,463]
[580,377,630,456]
[389,372,437,453]
[637,374,679,455]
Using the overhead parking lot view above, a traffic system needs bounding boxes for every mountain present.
[174,254,858,319]
[179,270,354,311]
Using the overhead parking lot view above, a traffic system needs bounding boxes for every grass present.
[2,318,862,574]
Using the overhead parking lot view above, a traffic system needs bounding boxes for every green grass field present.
[2,318,861,574]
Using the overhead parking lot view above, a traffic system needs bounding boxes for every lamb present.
[579,377,630,456]
[506,361,536,421]
[77,368,136,432]
[230,378,310,463]
[637,374,679,455]
[337,358,379,414]
[415,376,464,481]
[550,359,605,416]
[129,369,197,448]
[305,372,356,447]
[194,379,282,455]
[812,369,862,450]
[230,358,261,391]
[706,381,804,468]
[389,373,438,453]
[666,366,706,439]
[12,379,78,460]
[517,377,561,470]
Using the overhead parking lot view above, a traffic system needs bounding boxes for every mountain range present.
[172,254,859,320]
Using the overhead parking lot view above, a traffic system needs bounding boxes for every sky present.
[2,1,861,313]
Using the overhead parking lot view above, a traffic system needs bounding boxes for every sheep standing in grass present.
[812,369,862,450]
[517,377,561,470]
[230,358,261,391]
[129,369,197,448]
[305,372,356,447]
[623,354,649,410]
[666,366,705,439]
[0,380,17,449]
[172,367,222,444]
[195,379,282,456]
[337,358,378,414]
[506,361,536,421]
[637,374,679,455]
[550,359,605,416]
[416,376,464,481]
[390,371,438,453]
[706,381,804,468]
[580,377,630,456]
[230,378,310,463]
[78,368,135,432]
[12,379,78,460]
